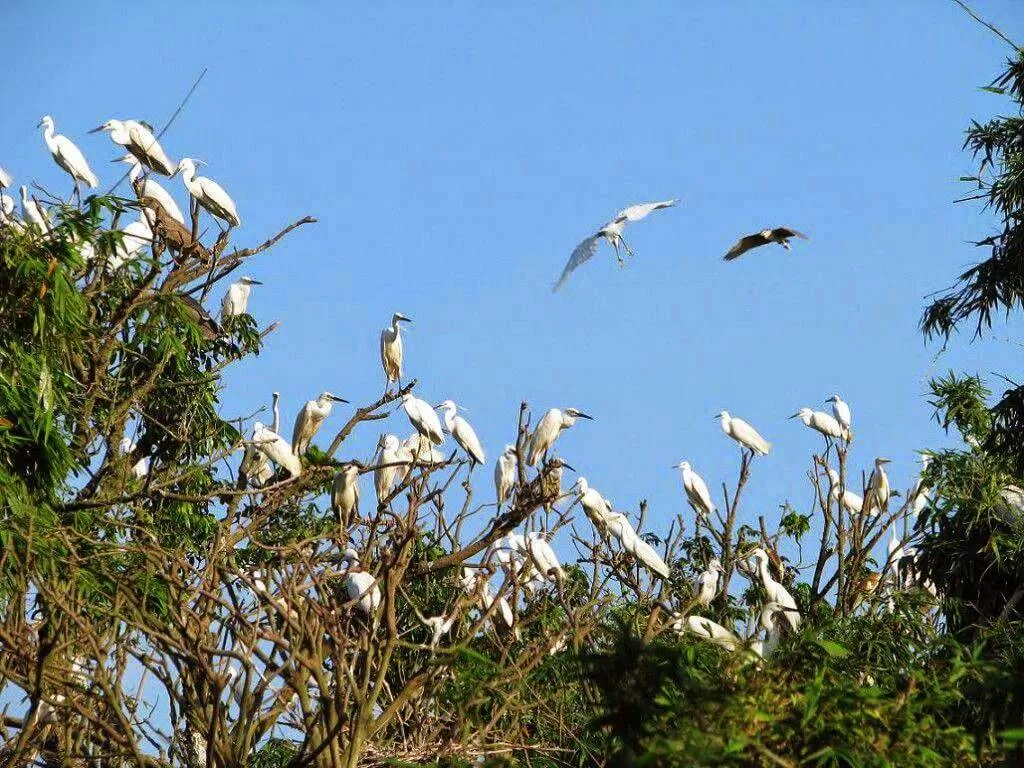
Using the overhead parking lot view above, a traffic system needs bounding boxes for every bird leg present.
[621,237,637,260]
[612,240,625,267]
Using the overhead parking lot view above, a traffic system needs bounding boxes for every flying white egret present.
[694,559,723,608]
[38,116,98,195]
[674,461,715,517]
[292,391,348,455]
[527,407,593,466]
[341,548,381,614]
[402,394,444,445]
[574,477,671,579]
[679,615,741,651]
[20,186,50,234]
[242,393,278,486]
[108,216,154,271]
[789,407,847,441]
[119,437,150,479]
[825,467,864,515]
[723,227,808,261]
[220,276,263,320]
[332,463,361,526]
[375,434,412,502]
[113,154,185,225]
[864,458,892,516]
[0,166,11,189]
[380,312,412,386]
[251,421,302,478]
[177,158,240,227]
[90,118,175,176]
[525,531,564,581]
[495,444,517,508]
[748,548,800,630]
[553,199,677,291]
[716,411,771,456]
[825,394,852,436]
[440,399,485,466]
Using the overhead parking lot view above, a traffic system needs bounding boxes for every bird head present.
[748,547,768,564]
[437,399,459,412]
[674,460,691,471]
[319,391,348,404]
[565,408,593,420]
[824,394,841,404]
[393,312,412,324]
[714,411,729,422]
[549,457,575,472]
[272,392,280,402]
[572,476,589,495]
[111,154,139,166]
[252,421,265,434]
[709,558,724,573]
[37,116,54,130]
[789,407,813,421]
[239,275,263,286]
[401,393,413,404]
[341,547,361,566]
[876,457,892,466]
[89,119,121,134]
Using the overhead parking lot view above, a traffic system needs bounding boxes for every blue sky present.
[2,1,1022,565]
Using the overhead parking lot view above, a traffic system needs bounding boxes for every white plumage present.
[332,464,361,524]
[525,532,564,581]
[380,312,411,384]
[440,399,485,465]
[108,216,154,271]
[527,407,592,466]
[675,461,715,517]
[0,166,12,189]
[495,444,517,507]
[790,407,847,440]
[177,158,240,227]
[20,186,50,234]
[119,437,150,479]
[342,549,381,614]
[748,548,800,629]
[376,434,412,502]
[116,154,185,225]
[292,391,347,455]
[38,115,98,190]
[693,559,722,608]
[221,276,262,320]
[92,119,175,176]
[864,458,891,516]
[716,411,771,455]
[402,394,444,445]
[251,421,302,478]
[826,394,852,435]
[678,615,741,651]
[825,468,864,515]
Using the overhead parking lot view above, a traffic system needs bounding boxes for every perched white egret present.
[108,216,154,271]
[554,200,677,291]
[495,444,517,508]
[826,394,852,436]
[292,391,348,456]
[678,614,741,651]
[402,394,444,445]
[694,559,723,608]
[491,533,534,583]
[0,166,11,189]
[20,186,50,234]
[790,407,847,441]
[243,392,279,487]
[221,276,263,320]
[723,227,808,261]
[177,158,240,227]
[674,461,715,517]
[0,191,15,227]
[478,580,516,634]
[910,455,933,517]
[119,437,150,479]
[757,601,788,655]
[825,468,864,515]
[332,464,361,526]
[38,116,98,194]
[574,477,670,578]
[525,532,564,581]
[748,548,800,629]
[342,548,381,614]
[404,433,445,466]
[421,613,456,649]
[887,531,906,587]
[440,399,485,466]
[91,118,175,176]
[113,154,185,225]
[716,411,771,456]
[375,434,412,502]
[527,407,593,466]
[380,312,412,385]
[251,421,302,478]
[864,458,892,516]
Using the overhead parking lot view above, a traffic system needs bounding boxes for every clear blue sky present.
[2,2,1022,562]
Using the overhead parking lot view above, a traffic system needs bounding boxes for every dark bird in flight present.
[723,227,808,261]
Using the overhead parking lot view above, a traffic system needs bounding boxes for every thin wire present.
[951,0,1022,52]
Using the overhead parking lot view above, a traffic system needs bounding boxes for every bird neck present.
[42,124,56,149]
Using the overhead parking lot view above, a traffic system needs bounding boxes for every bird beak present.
[576,411,594,420]
[788,412,800,419]
[89,124,106,134]
[249,279,264,285]
[329,395,349,403]
[36,120,44,128]
[433,403,443,409]
[879,458,891,464]
[561,462,576,472]
[398,314,412,323]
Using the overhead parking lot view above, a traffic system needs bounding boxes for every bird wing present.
[292,405,313,450]
[55,136,97,186]
[609,514,670,578]
[552,233,601,292]
[197,177,240,224]
[614,199,677,223]
[455,417,486,464]
[772,227,808,241]
[723,233,767,261]
[174,294,221,341]
[127,122,175,175]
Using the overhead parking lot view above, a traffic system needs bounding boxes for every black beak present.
[88,125,105,134]
[576,411,594,420]
[561,462,576,472]
[330,395,349,403]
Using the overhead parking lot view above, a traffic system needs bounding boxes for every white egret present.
[292,391,348,456]
[864,458,892,516]
[495,444,517,507]
[674,461,715,517]
[220,276,263,320]
[694,559,723,608]
[1,192,17,227]
[177,158,240,227]
[119,437,150,479]
[525,531,564,581]
[554,199,677,291]
[421,613,456,649]
[716,411,771,456]
[440,399,485,466]
[0,166,11,189]
[527,407,593,466]
[113,154,185,225]
[332,464,361,526]
[748,548,800,629]
[375,434,412,502]
[574,477,671,579]
[404,432,444,465]
[341,549,381,614]
[380,312,412,386]
[887,531,905,587]
[825,394,852,436]
[491,533,533,583]
[910,455,933,517]
[678,615,741,651]
[723,227,808,261]
[242,392,279,486]
[90,118,175,176]
[402,394,444,445]
[38,116,98,195]
[251,421,302,478]
[824,468,864,515]
[20,186,50,234]
[789,407,847,441]
[478,580,516,634]
[757,601,788,655]
[108,216,154,271]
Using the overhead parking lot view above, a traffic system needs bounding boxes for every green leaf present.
[816,639,850,658]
